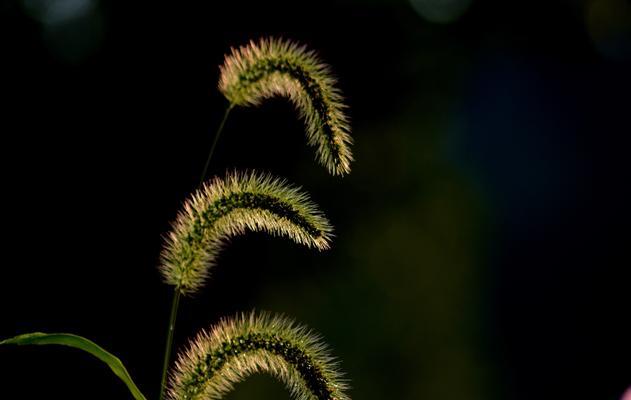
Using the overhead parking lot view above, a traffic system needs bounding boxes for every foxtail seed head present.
[168,312,350,400]
[219,38,353,176]
[159,171,333,295]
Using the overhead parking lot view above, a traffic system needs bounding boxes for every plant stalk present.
[199,104,234,186]
[159,104,234,400]
[159,288,180,400]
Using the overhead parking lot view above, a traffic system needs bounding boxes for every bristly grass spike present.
[219,37,353,176]
[159,170,334,295]
[168,311,350,400]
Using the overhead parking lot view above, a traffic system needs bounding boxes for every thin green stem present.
[159,105,235,400]
[159,288,181,400]
[199,104,234,186]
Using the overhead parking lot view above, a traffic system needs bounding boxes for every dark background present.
[1,0,630,399]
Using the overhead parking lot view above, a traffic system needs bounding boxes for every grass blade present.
[1,332,147,400]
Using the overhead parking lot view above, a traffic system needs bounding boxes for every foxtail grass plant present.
[1,37,353,400]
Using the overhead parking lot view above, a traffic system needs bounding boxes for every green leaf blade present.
[1,332,147,400]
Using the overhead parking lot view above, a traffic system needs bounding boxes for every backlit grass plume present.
[160,171,333,295]
[168,311,350,400]
[219,38,353,176]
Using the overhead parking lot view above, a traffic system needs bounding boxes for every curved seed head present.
[219,37,353,176]
[159,171,333,295]
[168,311,350,400]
